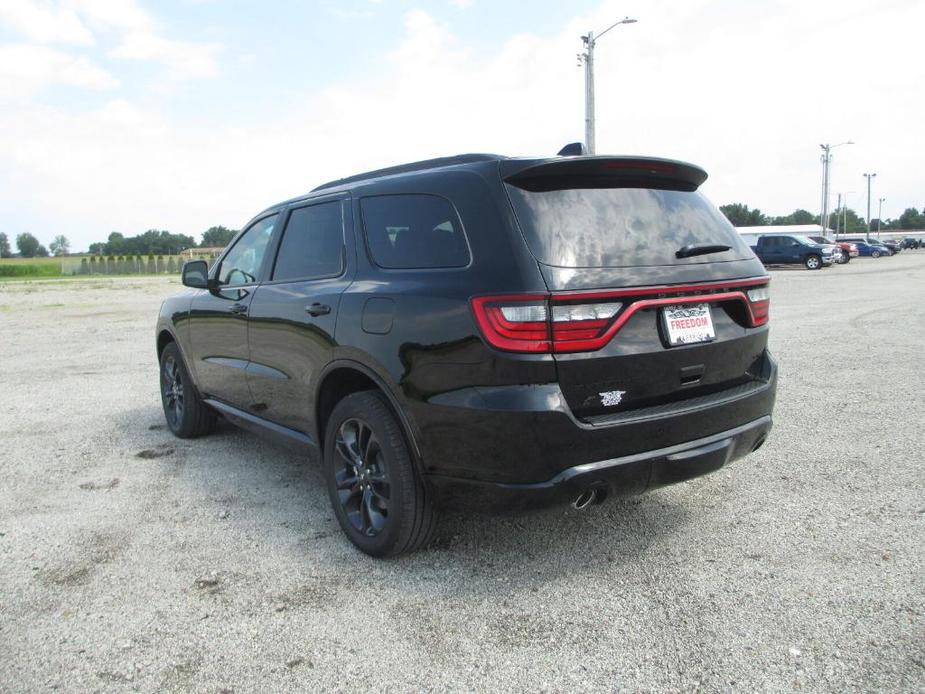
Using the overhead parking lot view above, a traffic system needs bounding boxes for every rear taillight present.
[472,278,770,353]
[746,285,770,326]
[471,295,550,352]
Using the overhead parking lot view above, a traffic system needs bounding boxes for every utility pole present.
[819,141,853,235]
[579,17,637,155]
[877,197,885,237]
[835,193,842,237]
[863,173,877,243]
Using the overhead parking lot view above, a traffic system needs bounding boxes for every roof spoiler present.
[502,156,708,192]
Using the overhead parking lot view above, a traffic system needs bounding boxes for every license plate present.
[662,303,715,346]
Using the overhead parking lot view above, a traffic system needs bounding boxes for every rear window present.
[505,185,752,268]
[361,194,470,269]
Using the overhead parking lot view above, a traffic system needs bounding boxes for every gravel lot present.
[1,255,923,693]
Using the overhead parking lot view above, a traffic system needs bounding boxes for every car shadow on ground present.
[113,404,692,589]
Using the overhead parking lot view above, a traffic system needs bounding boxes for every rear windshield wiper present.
[675,243,731,259]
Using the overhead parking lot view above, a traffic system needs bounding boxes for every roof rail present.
[311,153,504,192]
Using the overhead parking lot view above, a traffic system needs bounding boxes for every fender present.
[316,358,424,465]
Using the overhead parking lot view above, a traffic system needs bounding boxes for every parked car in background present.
[809,236,855,264]
[155,149,777,556]
[752,234,834,269]
[841,239,892,258]
[901,237,920,249]
[878,239,902,254]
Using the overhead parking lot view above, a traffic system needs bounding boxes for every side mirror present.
[181,260,211,289]
[791,242,800,247]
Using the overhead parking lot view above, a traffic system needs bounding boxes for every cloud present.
[61,0,155,33]
[1,1,222,83]
[0,43,118,97]
[0,1,923,251]
[0,0,95,44]
[109,31,222,80]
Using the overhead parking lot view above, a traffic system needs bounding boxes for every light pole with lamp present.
[863,173,877,242]
[819,141,853,235]
[579,17,637,155]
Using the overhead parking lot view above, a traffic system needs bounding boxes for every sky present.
[0,0,923,251]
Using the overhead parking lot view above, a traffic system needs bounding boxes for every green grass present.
[0,255,195,279]
[0,257,63,277]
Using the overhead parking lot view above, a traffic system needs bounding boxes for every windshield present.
[504,185,753,268]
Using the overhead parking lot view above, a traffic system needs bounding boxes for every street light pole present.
[819,141,853,235]
[877,197,885,237]
[835,193,842,237]
[863,172,877,243]
[579,17,637,155]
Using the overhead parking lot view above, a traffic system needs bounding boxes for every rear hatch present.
[499,156,771,421]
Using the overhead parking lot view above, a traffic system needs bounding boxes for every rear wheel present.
[159,342,216,438]
[804,254,822,270]
[323,391,437,557]
[871,250,881,259]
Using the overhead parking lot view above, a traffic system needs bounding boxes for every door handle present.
[305,302,331,317]
[229,303,248,315]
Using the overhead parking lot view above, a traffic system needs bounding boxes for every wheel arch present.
[157,328,176,358]
[315,360,423,465]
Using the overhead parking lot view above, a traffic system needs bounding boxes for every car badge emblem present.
[600,390,626,407]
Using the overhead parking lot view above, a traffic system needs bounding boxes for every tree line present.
[719,204,925,233]
[0,226,238,259]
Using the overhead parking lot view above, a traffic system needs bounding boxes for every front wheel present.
[323,391,437,557]
[871,250,881,259]
[159,342,216,438]
[804,254,822,270]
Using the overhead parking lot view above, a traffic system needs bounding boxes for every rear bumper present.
[416,351,778,512]
[428,415,772,513]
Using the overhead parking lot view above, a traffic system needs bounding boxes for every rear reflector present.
[471,278,770,353]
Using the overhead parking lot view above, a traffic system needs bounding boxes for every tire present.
[871,250,881,259]
[159,342,216,438]
[323,391,437,557]
[804,254,822,270]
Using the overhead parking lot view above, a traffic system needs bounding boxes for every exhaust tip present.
[751,435,766,453]
[572,489,598,510]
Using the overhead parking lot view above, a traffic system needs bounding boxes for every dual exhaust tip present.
[572,487,606,510]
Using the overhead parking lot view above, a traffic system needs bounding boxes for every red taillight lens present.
[470,295,622,353]
[470,295,550,352]
[746,285,770,326]
[550,300,622,352]
[472,279,769,353]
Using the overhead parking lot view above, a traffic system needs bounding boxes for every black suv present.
[156,150,777,556]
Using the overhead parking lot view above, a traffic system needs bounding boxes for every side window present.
[271,202,345,281]
[218,215,277,286]
[361,194,470,269]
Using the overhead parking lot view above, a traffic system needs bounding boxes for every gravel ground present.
[0,255,923,693]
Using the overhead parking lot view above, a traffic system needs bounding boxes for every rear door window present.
[505,185,753,268]
[360,194,470,269]
[271,201,344,281]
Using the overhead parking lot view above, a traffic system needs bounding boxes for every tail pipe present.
[572,488,605,510]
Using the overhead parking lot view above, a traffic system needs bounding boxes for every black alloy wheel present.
[333,418,391,537]
[323,390,437,557]
[162,354,185,429]
[159,342,216,438]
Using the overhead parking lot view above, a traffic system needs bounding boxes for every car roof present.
[258,152,708,215]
